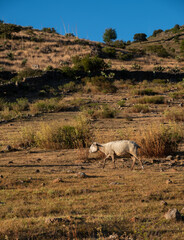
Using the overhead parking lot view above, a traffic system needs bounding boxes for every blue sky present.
[1,0,184,42]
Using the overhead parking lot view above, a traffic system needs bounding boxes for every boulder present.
[164,208,181,220]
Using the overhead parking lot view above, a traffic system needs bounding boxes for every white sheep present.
[89,140,143,170]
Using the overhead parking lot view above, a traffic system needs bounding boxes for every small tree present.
[152,29,163,37]
[103,28,117,43]
[133,33,147,42]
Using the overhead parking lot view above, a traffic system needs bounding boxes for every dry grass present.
[0,149,184,239]
[133,122,183,157]
[164,107,184,122]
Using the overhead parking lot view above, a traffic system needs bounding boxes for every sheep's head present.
[89,142,101,153]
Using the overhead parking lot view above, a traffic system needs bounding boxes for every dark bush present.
[87,75,117,93]
[118,52,134,61]
[133,33,147,42]
[112,40,126,49]
[152,29,163,37]
[102,47,116,58]
[0,22,22,39]
[11,68,43,83]
[42,27,57,33]
[146,45,169,58]
[72,55,108,74]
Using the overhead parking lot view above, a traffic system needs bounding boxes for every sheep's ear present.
[96,143,103,147]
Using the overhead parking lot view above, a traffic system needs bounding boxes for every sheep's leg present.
[111,153,116,169]
[131,156,136,170]
[103,154,110,168]
[131,155,144,170]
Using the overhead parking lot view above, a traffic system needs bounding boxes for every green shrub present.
[146,45,169,58]
[61,81,77,93]
[82,104,118,119]
[7,52,14,60]
[0,22,22,39]
[61,66,76,78]
[132,88,157,96]
[129,104,150,113]
[180,40,184,53]
[153,66,165,72]
[13,98,29,111]
[30,98,60,114]
[118,52,134,61]
[135,96,165,104]
[21,58,27,67]
[16,118,91,149]
[102,47,116,58]
[72,55,107,73]
[42,27,56,33]
[152,79,167,84]
[117,100,126,107]
[11,68,43,83]
[87,75,117,93]
[169,90,184,99]
[112,40,126,49]
[133,33,147,42]
[0,98,5,111]
[131,63,142,70]
[152,29,163,37]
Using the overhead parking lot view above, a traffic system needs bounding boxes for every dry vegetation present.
[0,23,184,239]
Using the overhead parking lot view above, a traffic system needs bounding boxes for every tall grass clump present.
[128,104,150,113]
[164,107,184,122]
[82,104,118,119]
[30,98,61,114]
[132,88,157,96]
[135,123,183,157]
[16,117,91,149]
[134,96,165,104]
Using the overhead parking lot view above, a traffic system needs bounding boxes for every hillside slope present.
[0,23,184,73]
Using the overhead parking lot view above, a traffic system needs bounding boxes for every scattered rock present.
[166,155,173,161]
[166,179,173,184]
[53,178,63,183]
[130,216,139,223]
[151,159,160,164]
[66,170,75,174]
[41,183,46,187]
[164,208,182,220]
[109,182,120,185]
[175,155,181,160]
[107,233,119,239]
[77,172,87,178]
[45,217,64,224]
[180,207,184,214]
[160,200,168,206]
[6,145,12,151]
[169,168,177,172]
